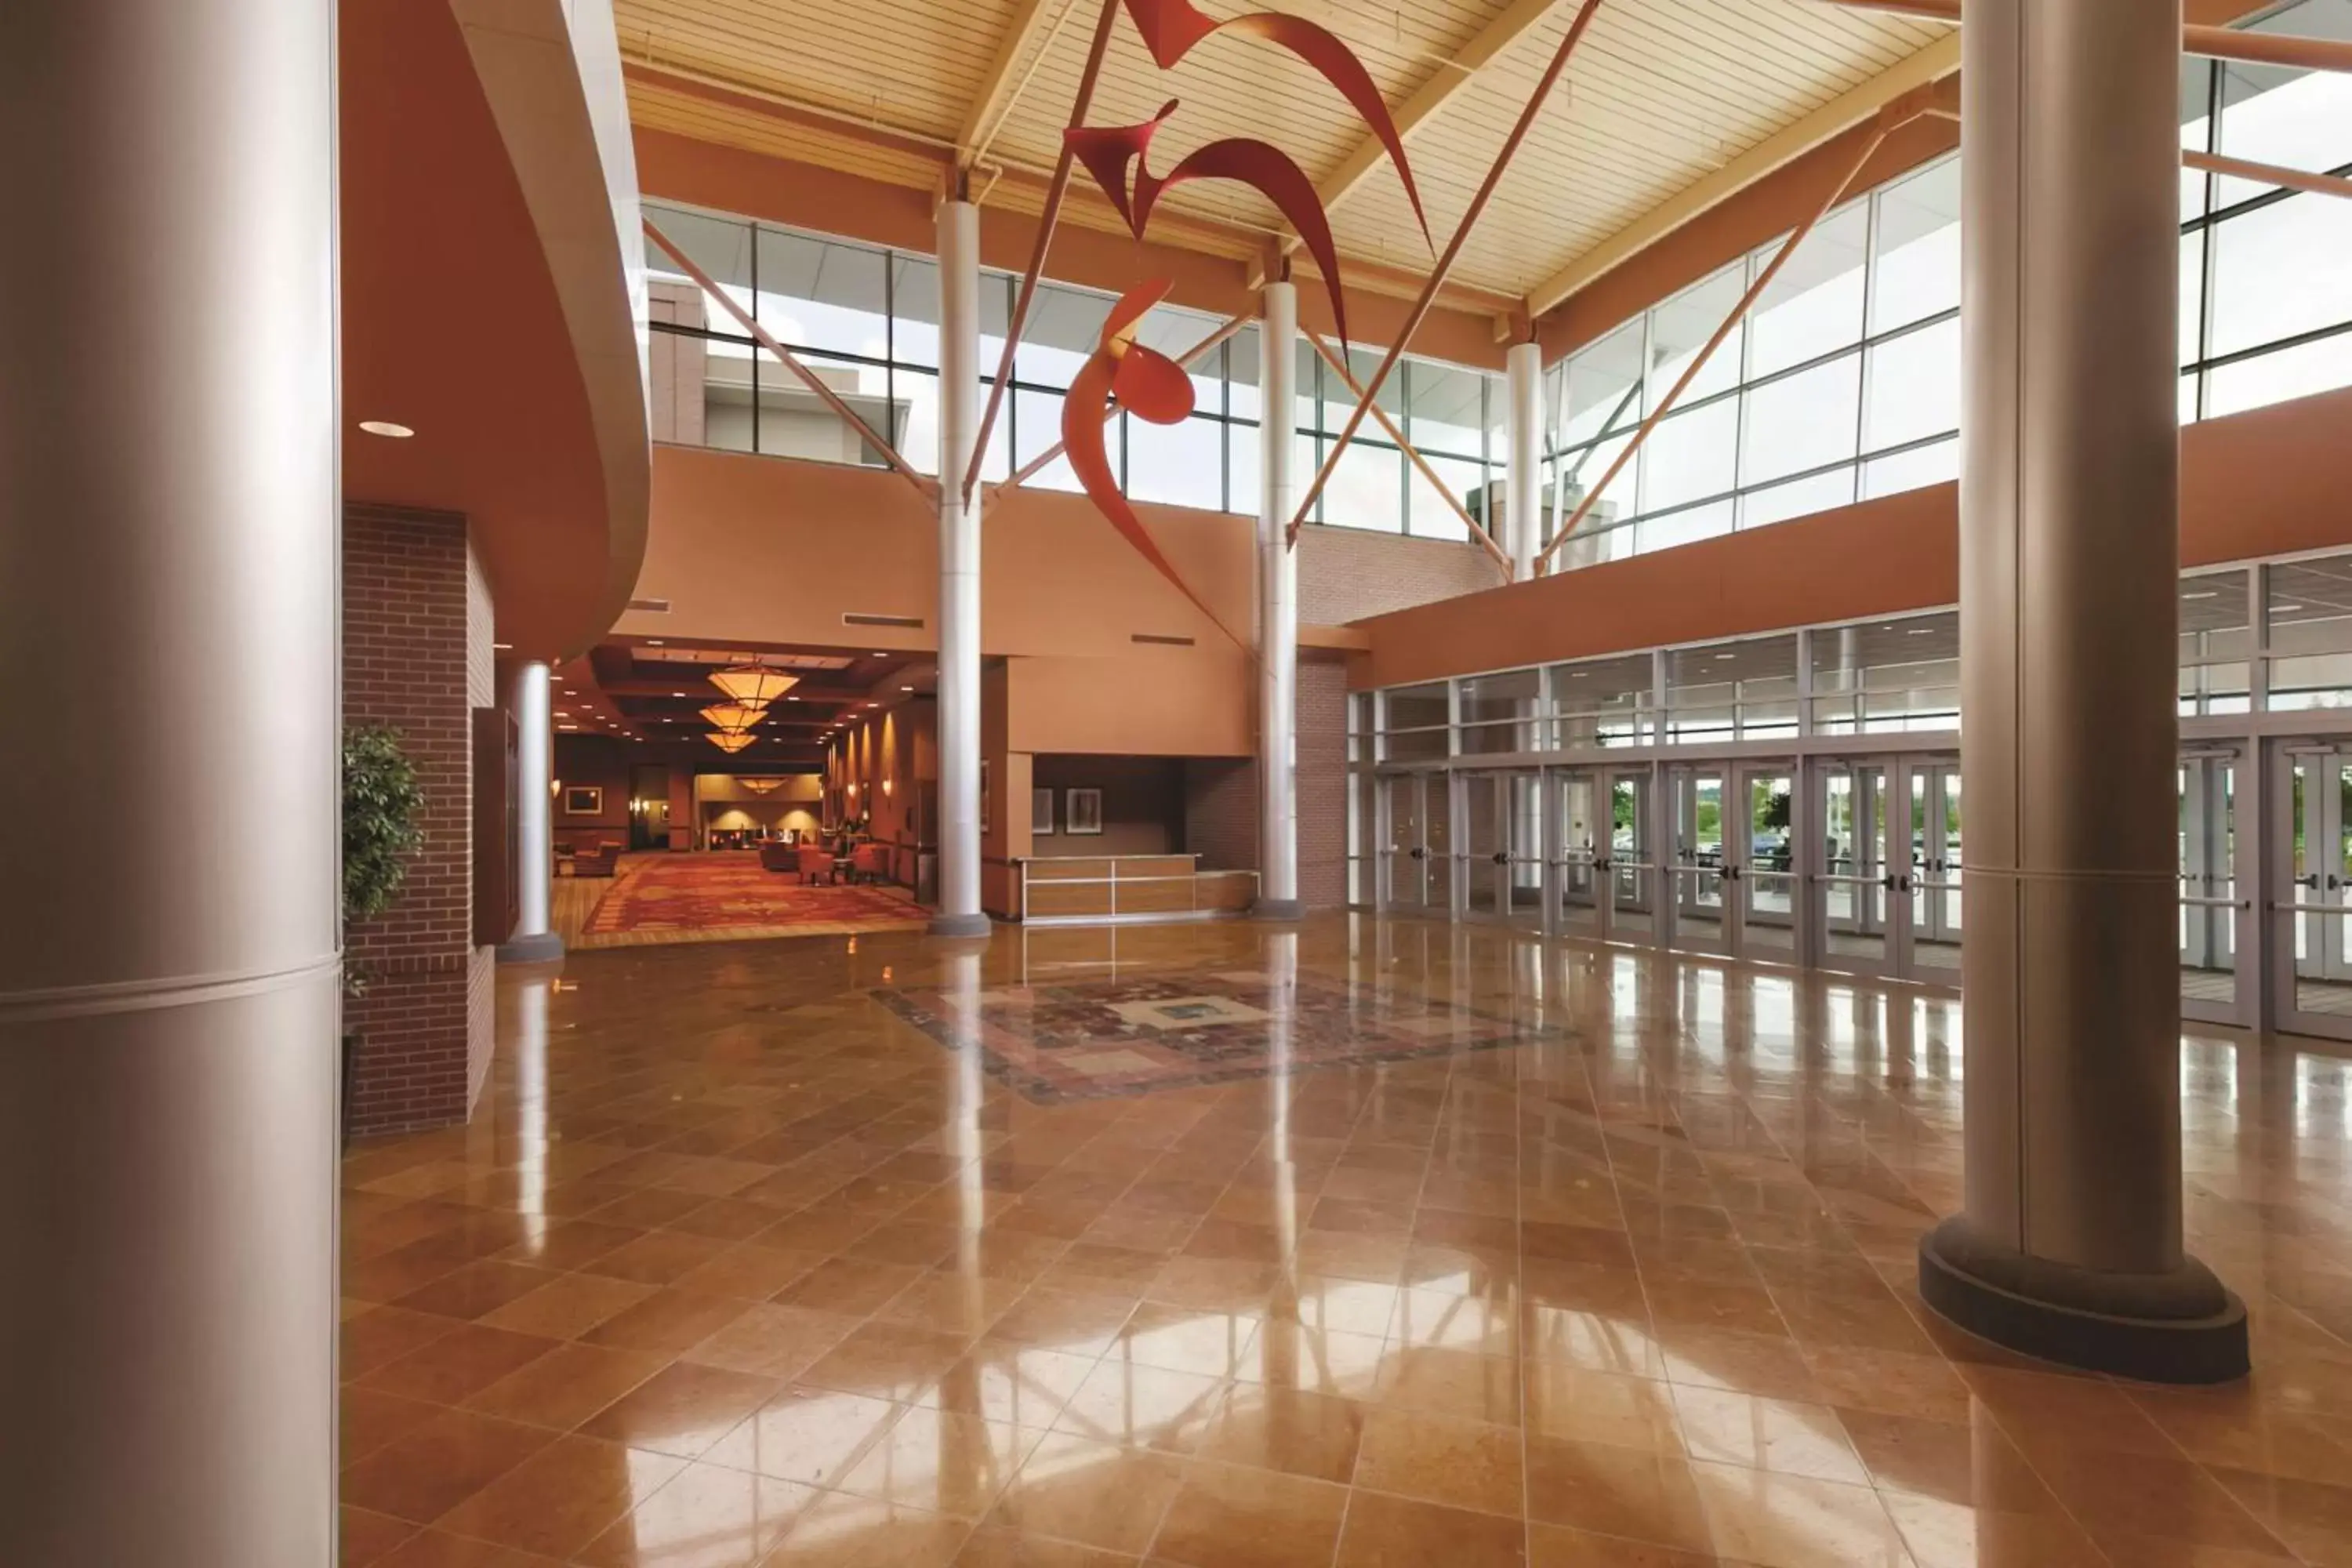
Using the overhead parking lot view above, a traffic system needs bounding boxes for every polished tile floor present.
[341,916,2352,1567]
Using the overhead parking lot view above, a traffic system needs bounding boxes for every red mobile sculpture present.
[1056,0,1428,635]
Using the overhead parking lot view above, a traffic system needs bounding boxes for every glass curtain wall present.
[1543,0,2352,568]
[643,198,1501,536]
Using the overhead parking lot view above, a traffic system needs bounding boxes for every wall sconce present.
[550,779,561,797]
[882,778,894,797]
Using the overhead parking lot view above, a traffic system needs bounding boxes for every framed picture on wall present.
[980,760,991,835]
[1065,788,1103,836]
[563,786,603,816]
[1032,788,1055,835]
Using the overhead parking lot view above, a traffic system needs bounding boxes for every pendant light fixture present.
[709,662,799,705]
[700,702,768,734]
[706,731,755,753]
[738,777,785,795]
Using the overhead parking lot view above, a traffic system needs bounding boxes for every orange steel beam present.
[1304,326,1515,580]
[1536,109,1900,572]
[1286,0,1609,547]
[986,309,1252,506]
[1814,0,2352,75]
[1917,102,2352,200]
[963,0,1124,508]
[644,217,935,500]
[2184,149,2352,201]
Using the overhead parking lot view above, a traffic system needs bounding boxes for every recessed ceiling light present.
[671,691,685,697]
[2183,590,2219,601]
[900,685,914,692]
[494,642,513,651]
[2276,603,2305,612]
[358,419,414,438]
[645,639,664,646]
[1715,653,1736,662]
[871,652,888,658]
[1905,628,1934,636]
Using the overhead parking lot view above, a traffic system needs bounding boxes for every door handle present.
[1408,848,1426,861]
[1492,852,1509,866]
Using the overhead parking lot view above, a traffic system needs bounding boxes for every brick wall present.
[1297,524,1503,626]
[343,504,492,1138]
[1181,759,1255,871]
[1175,659,1349,908]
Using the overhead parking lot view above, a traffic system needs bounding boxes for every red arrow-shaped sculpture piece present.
[1067,103,1354,350]
[1120,0,1428,245]
[1059,279,1245,646]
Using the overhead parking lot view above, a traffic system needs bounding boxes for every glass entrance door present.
[1665,765,1730,955]
[1460,770,1566,930]
[1552,766,1656,944]
[1811,754,1961,982]
[1461,773,1506,920]
[1381,774,1438,913]
[1504,772,1545,927]
[1904,760,1964,980]
[1555,768,1604,940]
[2276,746,2352,1036]
[2180,753,2242,1022]
[1738,765,1799,961]
[1817,760,1899,976]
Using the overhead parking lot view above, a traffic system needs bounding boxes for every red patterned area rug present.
[579,851,927,948]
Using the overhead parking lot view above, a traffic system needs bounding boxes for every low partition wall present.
[1017,854,1258,925]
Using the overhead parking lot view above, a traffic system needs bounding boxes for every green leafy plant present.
[343,724,426,931]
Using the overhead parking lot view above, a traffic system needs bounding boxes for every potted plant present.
[341,724,425,1133]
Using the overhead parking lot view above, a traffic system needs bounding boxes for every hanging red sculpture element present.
[1068,103,1354,347]
[1062,280,1243,645]
[1119,0,1428,243]
[1048,0,1430,634]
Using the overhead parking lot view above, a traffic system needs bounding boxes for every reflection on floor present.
[342,916,2352,1568]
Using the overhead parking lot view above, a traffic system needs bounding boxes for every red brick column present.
[343,504,495,1136]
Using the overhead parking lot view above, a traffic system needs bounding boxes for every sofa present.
[758,840,797,873]
[572,841,620,878]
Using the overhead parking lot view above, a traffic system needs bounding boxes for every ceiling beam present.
[956,0,1062,170]
[1523,33,1961,321]
[1265,0,1568,273]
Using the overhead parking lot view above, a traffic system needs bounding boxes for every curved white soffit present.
[450,0,652,659]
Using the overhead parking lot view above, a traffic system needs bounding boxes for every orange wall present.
[1356,386,2352,689]
[1005,653,1254,758]
[626,446,1255,659]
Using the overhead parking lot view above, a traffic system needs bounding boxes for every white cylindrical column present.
[0,2,339,1560]
[931,198,991,938]
[1505,340,1543,579]
[501,661,563,962]
[1256,282,1304,920]
[1918,0,2245,1383]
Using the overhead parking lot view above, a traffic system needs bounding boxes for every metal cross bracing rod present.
[962,0,1125,507]
[644,217,935,499]
[1302,325,1515,579]
[1535,103,1910,572]
[1284,0,1611,548]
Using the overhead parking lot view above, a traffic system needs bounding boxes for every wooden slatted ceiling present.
[619,0,1949,299]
